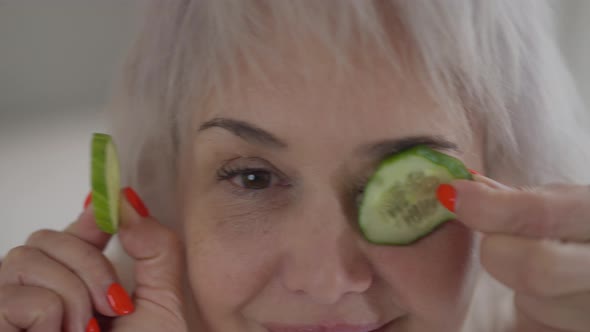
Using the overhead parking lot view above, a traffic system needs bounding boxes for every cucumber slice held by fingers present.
[91,133,121,234]
[359,145,473,245]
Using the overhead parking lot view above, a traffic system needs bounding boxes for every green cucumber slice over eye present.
[358,145,473,245]
[91,133,121,234]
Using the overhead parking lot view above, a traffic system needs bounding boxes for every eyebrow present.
[198,117,287,148]
[359,135,460,162]
[198,117,459,159]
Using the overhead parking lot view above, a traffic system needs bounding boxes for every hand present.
[0,188,187,332]
[449,175,590,332]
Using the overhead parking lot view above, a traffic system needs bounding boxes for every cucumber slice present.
[359,145,473,245]
[91,133,121,234]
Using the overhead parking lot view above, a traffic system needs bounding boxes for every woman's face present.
[179,55,485,331]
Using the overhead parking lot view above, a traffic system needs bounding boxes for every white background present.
[1,1,590,254]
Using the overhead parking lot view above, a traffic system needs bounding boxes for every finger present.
[0,285,64,332]
[480,234,590,297]
[514,310,568,332]
[452,179,590,240]
[118,188,185,316]
[515,292,590,332]
[64,199,112,250]
[0,246,93,332]
[24,229,121,317]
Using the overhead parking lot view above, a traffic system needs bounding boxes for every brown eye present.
[232,170,272,189]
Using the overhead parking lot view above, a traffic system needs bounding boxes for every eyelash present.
[216,163,365,205]
[216,164,292,202]
[216,166,269,181]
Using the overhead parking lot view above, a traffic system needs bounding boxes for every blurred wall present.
[1,1,589,254]
[0,0,140,114]
[0,1,140,253]
[556,0,590,107]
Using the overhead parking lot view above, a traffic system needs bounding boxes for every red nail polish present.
[107,283,135,315]
[436,184,456,212]
[84,192,92,209]
[469,169,479,175]
[86,317,101,332]
[123,187,150,217]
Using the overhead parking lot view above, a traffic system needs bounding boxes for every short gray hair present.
[107,0,590,223]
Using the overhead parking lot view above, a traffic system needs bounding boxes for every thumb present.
[117,187,185,323]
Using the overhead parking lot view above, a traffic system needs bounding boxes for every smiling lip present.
[265,321,389,332]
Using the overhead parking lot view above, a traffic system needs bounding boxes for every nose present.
[280,192,373,304]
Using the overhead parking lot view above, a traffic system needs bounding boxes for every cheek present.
[183,205,279,318]
[369,221,477,321]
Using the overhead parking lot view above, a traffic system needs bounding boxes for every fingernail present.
[436,184,456,212]
[469,169,479,175]
[107,283,135,315]
[83,192,92,209]
[123,187,150,217]
[86,317,101,332]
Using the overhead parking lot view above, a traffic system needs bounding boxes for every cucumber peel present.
[91,133,121,234]
[359,145,473,245]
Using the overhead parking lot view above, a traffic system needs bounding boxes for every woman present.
[1,1,590,331]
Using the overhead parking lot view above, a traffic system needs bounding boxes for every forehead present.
[195,56,465,150]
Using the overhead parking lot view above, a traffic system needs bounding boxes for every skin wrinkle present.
[179,39,486,331]
[199,118,288,149]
